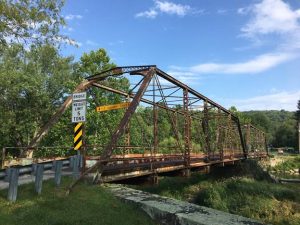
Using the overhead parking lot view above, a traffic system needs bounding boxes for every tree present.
[245,111,270,132]
[229,106,251,124]
[79,49,114,77]
[0,44,77,156]
[273,124,297,148]
[0,0,71,47]
[77,49,131,150]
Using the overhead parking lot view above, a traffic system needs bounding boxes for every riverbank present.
[136,163,300,225]
[270,155,300,179]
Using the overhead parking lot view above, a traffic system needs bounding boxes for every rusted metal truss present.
[25,65,267,185]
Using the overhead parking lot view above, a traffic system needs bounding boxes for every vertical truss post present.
[216,109,223,160]
[245,124,251,153]
[124,95,131,155]
[264,133,268,156]
[260,131,265,155]
[151,75,158,182]
[226,114,232,158]
[202,101,211,161]
[183,89,191,170]
[153,76,158,154]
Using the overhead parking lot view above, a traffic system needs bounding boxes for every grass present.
[0,177,155,225]
[137,165,300,225]
[273,155,300,172]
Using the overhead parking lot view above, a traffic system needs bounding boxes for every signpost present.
[72,92,86,172]
[72,92,86,150]
[74,122,83,150]
[72,92,87,123]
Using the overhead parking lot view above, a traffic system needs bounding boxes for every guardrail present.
[1,155,82,202]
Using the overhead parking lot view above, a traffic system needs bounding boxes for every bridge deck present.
[88,153,267,182]
[0,152,266,184]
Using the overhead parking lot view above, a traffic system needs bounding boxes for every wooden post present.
[7,168,19,202]
[54,161,63,187]
[35,164,44,195]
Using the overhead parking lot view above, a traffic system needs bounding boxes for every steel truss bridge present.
[8,65,268,183]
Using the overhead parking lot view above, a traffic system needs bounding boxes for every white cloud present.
[135,0,193,19]
[224,90,300,111]
[53,36,82,47]
[166,70,201,84]
[168,0,300,78]
[155,0,190,16]
[65,14,83,20]
[169,52,296,75]
[237,7,251,15]
[239,0,300,37]
[136,9,158,19]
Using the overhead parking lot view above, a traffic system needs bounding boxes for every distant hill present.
[241,110,297,149]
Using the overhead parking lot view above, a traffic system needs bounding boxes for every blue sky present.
[61,0,300,111]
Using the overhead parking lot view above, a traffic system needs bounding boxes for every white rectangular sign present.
[73,92,86,101]
[72,92,87,123]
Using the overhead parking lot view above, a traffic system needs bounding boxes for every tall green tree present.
[229,106,251,124]
[0,0,71,46]
[0,44,77,156]
[77,49,130,151]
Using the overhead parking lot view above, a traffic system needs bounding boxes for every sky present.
[61,0,300,111]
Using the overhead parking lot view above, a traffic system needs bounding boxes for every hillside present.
[241,110,298,149]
